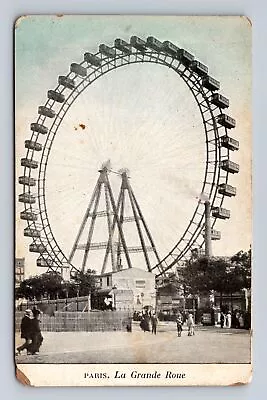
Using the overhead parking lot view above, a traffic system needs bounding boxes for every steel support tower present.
[68,167,163,274]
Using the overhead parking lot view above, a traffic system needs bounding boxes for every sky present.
[15,16,252,277]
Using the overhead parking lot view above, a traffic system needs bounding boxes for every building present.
[156,285,198,318]
[97,268,156,311]
[15,257,25,287]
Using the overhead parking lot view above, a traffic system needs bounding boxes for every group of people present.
[220,311,232,328]
[220,310,246,329]
[176,312,195,337]
[16,307,43,356]
[140,312,158,334]
[139,311,195,337]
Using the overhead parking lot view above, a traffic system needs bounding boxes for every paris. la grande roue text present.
[84,370,186,379]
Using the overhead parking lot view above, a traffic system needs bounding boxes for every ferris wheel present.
[18,36,239,278]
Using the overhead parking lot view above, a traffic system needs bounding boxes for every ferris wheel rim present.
[20,40,235,277]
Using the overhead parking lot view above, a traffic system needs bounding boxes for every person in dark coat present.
[140,314,150,332]
[176,314,183,337]
[220,312,225,329]
[16,309,33,355]
[139,316,146,331]
[151,314,158,335]
[28,307,43,355]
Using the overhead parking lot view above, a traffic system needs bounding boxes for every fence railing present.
[16,296,90,312]
[16,295,134,313]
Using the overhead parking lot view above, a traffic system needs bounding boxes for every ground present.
[15,322,251,364]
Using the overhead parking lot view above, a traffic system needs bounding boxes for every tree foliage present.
[230,249,251,289]
[179,249,251,297]
[71,269,98,296]
[15,269,98,300]
[157,273,181,296]
[179,257,230,295]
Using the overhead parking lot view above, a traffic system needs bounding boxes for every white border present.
[0,0,265,398]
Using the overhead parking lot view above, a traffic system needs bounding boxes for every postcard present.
[15,15,252,386]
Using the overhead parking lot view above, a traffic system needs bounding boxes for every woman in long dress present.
[140,314,150,332]
[187,313,195,336]
[226,311,232,328]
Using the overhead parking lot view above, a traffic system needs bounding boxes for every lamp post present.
[141,292,144,311]
[88,290,91,312]
[63,286,68,310]
[76,287,80,312]
[112,285,117,310]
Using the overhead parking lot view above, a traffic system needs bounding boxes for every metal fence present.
[16,296,90,312]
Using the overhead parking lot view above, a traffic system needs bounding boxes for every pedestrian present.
[144,312,151,332]
[176,314,183,337]
[151,313,158,335]
[244,311,251,330]
[140,315,150,332]
[28,307,43,354]
[220,311,225,329]
[226,311,232,328]
[236,312,241,329]
[187,313,195,336]
[238,313,244,329]
[16,309,33,355]
[231,311,237,328]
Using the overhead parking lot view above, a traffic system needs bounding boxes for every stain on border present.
[16,366,32,386]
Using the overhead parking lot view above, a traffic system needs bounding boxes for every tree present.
[231,248,251,269]
[15,272,63,300]
[157,273,181,296]
[179,257,216,296]
[71,269,98,296]
[15,269,99,300]
[230,249,251,289]
[180,252,251,309]
[59,281,77,299]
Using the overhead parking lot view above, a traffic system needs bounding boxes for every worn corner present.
[14,15,29,30]
[16,366,32,386]
[241,16,252,28]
